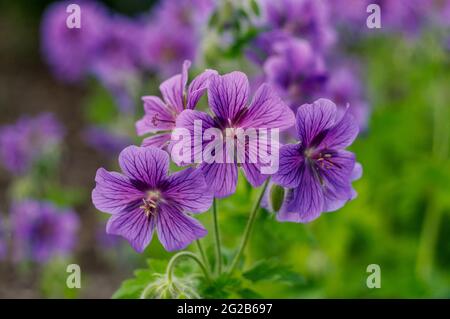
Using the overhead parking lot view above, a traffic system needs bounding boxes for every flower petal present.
[118,145,169,188]
[136,96,176,135]
[92,168,143,214]
[174,109,216,164]
[241,162,267,187]
[208,71,249,122]
[200,162,238,198]
[175,109,216,135]
[324,159,362,212]
[351,162,363,181]
[156,203,207,251]
[187,69,218,109]
[279,167,324,223]
[106,203,155,253]
[319,107,359,149]
[318,150,355,201]
[159,74,184,113]
[181,60,190,91]
[296,98,337,146]
[240,84,295,130]
[163,167,213,213]
[141,133,172,148]
[272,143,304,188]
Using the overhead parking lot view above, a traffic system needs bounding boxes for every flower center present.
[151,114,175,127]
[304,147,315,158]
[140,190,161,218]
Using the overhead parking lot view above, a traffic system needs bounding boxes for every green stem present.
[166,251,211,283]
[416,99,447,280]
[416,199,441,280]
[195,239,210,274]
[228,178,270,274]
[212,198,222,275]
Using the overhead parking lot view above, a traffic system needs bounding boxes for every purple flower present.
[262,0,336,51]
[11,200,79,263]
[92,146,212,252]
[322,66,370,131]
[246,30,292,66]
[136,60,217,148]
[139,14,198,78]
[272,99,361,222]
[176,71,295,198]
[263,38,327,106]
[376,0,430,34]
[154,0,214,28]
[331,0,430,35]
[82,126,132,155]
[0,113,64,175]
[41,0,107,82]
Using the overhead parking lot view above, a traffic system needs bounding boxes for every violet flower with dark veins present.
[272,98,362,222]
[136,60,217,149]
[92,146,212,252]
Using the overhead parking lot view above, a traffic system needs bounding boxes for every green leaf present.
[200,273,242,298]
[84,82,118,125]
[243,259,305,286]
[112,259,167,299]
[238,288,262,299]
[250,0,260,16]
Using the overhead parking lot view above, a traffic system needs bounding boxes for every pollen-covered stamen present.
[151,114,175,127]
[140,190,162,218]
[316,152,334,169]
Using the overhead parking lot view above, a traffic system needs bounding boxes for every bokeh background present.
[0,0,449,298]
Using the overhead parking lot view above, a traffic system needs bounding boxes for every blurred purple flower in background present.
[0,113,64,175]
[92,146,212,252]
[136,60,217,148]
[139,0,214,77]
[11,200,79,263]
[262,0,335,51]
[139,20,198,78]
[322,65,370,131]
[154,0,214,28]
[176,71,295,198]
[82,126,132,156]
[331,0,431,35]
[272,99,361,223]
[264,38,327,106]
[41,0,107,82]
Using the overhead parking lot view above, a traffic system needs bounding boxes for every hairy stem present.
[228,178,270,274]
[195,239,210,274]
[166,251,211,283]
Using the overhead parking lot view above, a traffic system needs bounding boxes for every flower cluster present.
[248,0,370,131]
[0,111,79,265]
[331,0,433,35]
[93,62,360,252]
[41,0,213,111]
[0,113,63,175]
